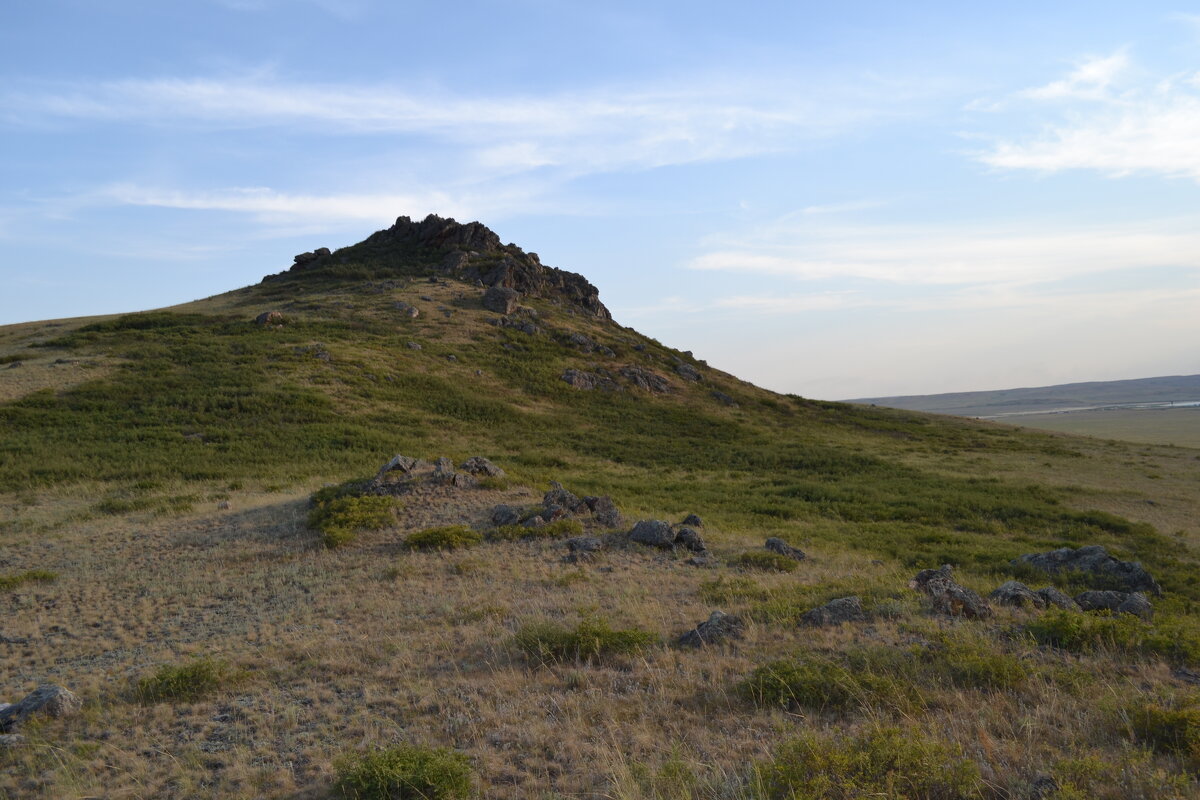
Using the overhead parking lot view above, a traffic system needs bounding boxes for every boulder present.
[989,581,1046,609]
[1036,586,1080,611]
[682,513,703,527]
[674,527,707,553]
[561,369,618,391]
[619,365,672,393]
[377,454,421,478]
[563,536,604,563]
[407,341,422,350]
[909,565,992,619]
[433,457,455,478]
[629,520,676,548]
[460,457,505,479]
[1012,545,1161,596]
[543,481,581,511]
[584,496,623,528]
[522,516,547,530]
[0,685,81,732]
[254,310,284,326]
[675,363,701,382]
[482,286,520,315]
[1075,590,1153,620]
[393,301,420,318]
[541,504,568,522]
[450,472,477,489]
[490,505,521,527]
[678,610,745,647]
[0,734,24,748]
[710,391,738,407]
[765,537,806,562]
[800,596,867,627]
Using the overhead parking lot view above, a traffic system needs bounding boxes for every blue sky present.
[3,1,1200,398]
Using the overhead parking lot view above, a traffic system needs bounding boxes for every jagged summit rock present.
[268,214,611,320]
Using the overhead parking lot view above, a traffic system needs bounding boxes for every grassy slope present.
[1,258,1200,798]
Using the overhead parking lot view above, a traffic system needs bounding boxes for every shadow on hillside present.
[170,497,321,553]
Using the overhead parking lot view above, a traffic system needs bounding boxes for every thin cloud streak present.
[689,220,1200,285]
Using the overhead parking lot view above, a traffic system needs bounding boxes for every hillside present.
[2,215,1200,799]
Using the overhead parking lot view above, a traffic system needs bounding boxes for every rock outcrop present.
[989,581,1046,609]
[1012,546,1161,596]
[678,610,745,647]
[1075,590,1153,620]
[800,596,867,626]
[765,537,806,562]
[909,565,992,619]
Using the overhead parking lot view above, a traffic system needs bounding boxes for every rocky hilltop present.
[270,214,611,320]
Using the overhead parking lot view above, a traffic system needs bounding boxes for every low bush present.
[514,617,659,664]
[406,525,483,551]
[1129,697,1200,761]
[739,656,918,713]
[136,657,241,703]
[733,551,799,573]
[487,518,584,541]
[335,744,476,799]
[0,569,58,592]
[1027,608,1200,664]
[754,726,983,799]
[309,493,398,548]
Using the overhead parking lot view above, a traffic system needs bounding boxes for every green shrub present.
[754,726,983,799]
[476,475,510,490]
[335,744,476,799]
[406,525,483,551]
[1027,609,1200,664]
[487,518,584,542]
[738,656,917,713]
[1129,698,1200,761]
[733,550,800,573]
[136,657,240,703]
[0,569,58,592]
[309,493,399,548]
[514,617,659,664]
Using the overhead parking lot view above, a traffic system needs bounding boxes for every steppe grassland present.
[1,274,1200,797]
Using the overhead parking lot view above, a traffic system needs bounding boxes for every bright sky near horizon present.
[3,1,1199,399]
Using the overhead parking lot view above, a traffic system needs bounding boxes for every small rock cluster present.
[491,481,624,538]
[909,565,993,619]
[369,454,505,494]
[628,517,708,555]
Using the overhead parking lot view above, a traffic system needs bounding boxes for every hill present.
[853,374,1200,447]
[2,215,1200,799]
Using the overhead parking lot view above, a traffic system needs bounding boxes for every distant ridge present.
[851,374,1200,418]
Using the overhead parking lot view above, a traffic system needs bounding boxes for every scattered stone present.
[5,361,22,369]
[561,369,619,391]
[393,301,420,318]
[1028,775,1059,800]
[629,519,676,548]
[800,596,867,627]
[682,513,703,527]
[765,537,806,562]
[678,610,745,647]
[377,454,421,478]
[711,391,738,407]
[450,472,477,489]
[488,316,540,335]
[583,496,623,528]
[491,505,522,526]
[675,363,701,382]
[406,341,422,350]
[1173,667,1200,686]
[619,365,672,393]
[254,310,285,326]
[909,565,992,619]
[460,457,505,478]
[446,355,457,362]
[1036,586,1080,611]
[217,500,231,511]
[989,581,1047,610]
[686,556,715,568]
[563,536,603,563]
[1075,590,1153,620]
[0,685,81,733]
[674,527,707,553]
[420,295,434,302]
[0,634,29,645]
[522,516,547,530]
[1012,545,1161,596]
[482,286,521,315]
[0,734,24,748]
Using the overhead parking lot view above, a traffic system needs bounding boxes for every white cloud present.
[688,218,1200,286]
[1020,51,1130,100]
[978,50,1200,181]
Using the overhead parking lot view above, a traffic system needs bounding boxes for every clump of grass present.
[0,569,58,592]
[1128,696,1200,762]
[754,726,983,800]
[733,550,799,573]
[1027,608,1200,664]
[476,475,510,490]
[136,657,241,703]
[487,518,584,541]
[334,744,476,799]
[309,493,399,548]
[740,632,1028,714]
[514,616,659,664]
[406,525,483,551]
[741,577,915,624]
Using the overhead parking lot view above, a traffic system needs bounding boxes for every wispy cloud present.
[689,218,1200,286]
[977,50,1200,181]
